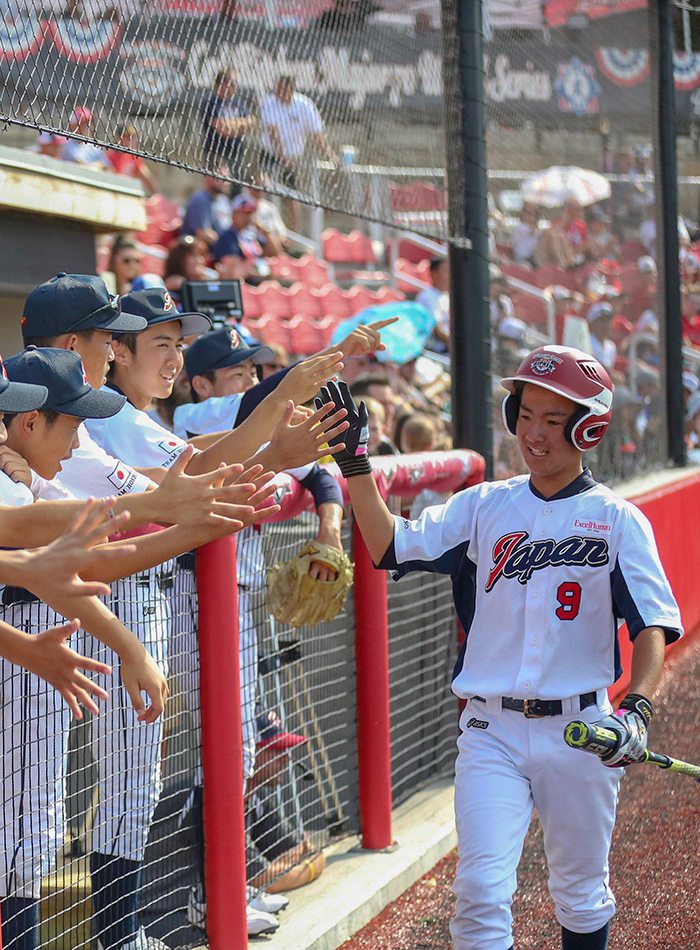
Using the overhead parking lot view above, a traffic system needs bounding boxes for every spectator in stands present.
[60,107,111,170]
[397,414,436,454]
[363,396,392,456]
[548,285,583,344]
[622,255,657,323]
[102,236,164,296]
[246,711,325,896]
[212,194,285,283]
[105,123,157,195]
[164,235,217,304]
[534,217,575,269]
[489,264,516,332]
[244,180,290,251]
[584,206,619,261]
[586,301,618,374]
[610,147,648,237]
[349,374,399,441]
[510,202,541,266]
[201,67,256,183]
[181,168,233,250]
[259,75,337,231]
[36,130,67,159]
[415,258,450,353]
[685,389,700,463]
[558,198,588,264]
[257,343,290,380]
[682,369,699,414]
[639,202,691,260]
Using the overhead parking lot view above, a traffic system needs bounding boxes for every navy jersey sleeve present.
[610,503,682,644]
[298,463,343,509]
[234,365,294,426]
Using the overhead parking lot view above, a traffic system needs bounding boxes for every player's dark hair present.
[429,257,445,274]
[190,369,217,403]
[3,408,61,429]
[349,375,391,398]
[24,328,99,349]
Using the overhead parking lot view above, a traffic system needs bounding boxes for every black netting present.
[0,1,450,242]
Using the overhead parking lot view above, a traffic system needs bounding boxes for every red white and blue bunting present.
[594,48,649,87]
[0,16,44,62]
[46,17,122,64]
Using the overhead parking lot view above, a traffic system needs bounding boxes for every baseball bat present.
[564,720,700,781]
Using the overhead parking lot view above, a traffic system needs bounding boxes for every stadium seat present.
[255,315,292,349]
[287,283,324,318]
[373,285,406,304]
[531,265,571,290]
[322,229,376,268]
[241,283,264,320]
[317,283,353,318]
[139,245,167,278]
[346,285,376,314]
[394,257,431,294]
[137,194,182,246]
[295,253,330,288]
[268,254,300,283]
[511,293,548,326]
[256,282,292,319]
[287,316,326,356]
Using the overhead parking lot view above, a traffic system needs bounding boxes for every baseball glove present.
[267,541,354,628]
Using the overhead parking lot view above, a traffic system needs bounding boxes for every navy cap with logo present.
[5,347,126,419]
[255,709,306,751]
[22,274,148,339]
[184,327,274,380]
[0,354,48,413]
[119,288,212,338]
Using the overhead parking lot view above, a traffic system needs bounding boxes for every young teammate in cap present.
[173,327,346,936]
[0,348,169,950]
[317,345,682,950]
[73,287,348,950]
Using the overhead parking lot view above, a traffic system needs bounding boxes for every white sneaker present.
[186,884,206,931]
[247,886,290,915]
[247,906,280,937]
[112,929,170,950]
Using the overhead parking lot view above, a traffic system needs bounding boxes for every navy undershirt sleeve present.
[299,464,343,509]
[235,365,294,427]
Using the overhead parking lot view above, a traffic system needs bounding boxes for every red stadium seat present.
[373,285,406,304]
[346,285,376,314]
[287,316,326,356]
[317,283,353,318]
[267,254,300,283]
[255,315,292,349]
[256,282,292,319]
[137,194,182,246]
[394,257,431,294]
[295,253,330,288]
[241,283,263,320]
[287,283,324,319]
[511,293,548,326]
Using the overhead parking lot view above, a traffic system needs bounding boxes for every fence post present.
[197,536,247,949]
[353,519,393,849]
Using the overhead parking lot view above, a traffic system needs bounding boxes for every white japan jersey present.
[33,424,154,501]
[173,394,243,440]
[0,469,35,508]
[86,397,191,471]
[381,471,682,700]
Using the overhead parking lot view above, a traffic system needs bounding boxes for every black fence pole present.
[649,0,686,467]
[442,0,492,476]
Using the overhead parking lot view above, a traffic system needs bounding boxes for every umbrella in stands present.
[331,301,435,365]
[520,165,611,208]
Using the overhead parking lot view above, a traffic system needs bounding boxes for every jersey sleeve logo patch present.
[485,530,609,591]
[108,463,137,493]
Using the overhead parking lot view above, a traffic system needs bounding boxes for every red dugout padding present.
[612,472,700,700]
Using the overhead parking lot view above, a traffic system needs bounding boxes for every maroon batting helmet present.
[500,345,614,451]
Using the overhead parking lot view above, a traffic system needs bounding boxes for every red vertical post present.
[353,520,393,849]
[197,536,247,949]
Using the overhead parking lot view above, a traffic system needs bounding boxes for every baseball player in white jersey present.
[76,286,350,948]
[317,346,682,950]
[13,278,280,950]
[0,347,175,950]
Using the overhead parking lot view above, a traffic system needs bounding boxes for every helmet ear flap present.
[502,392,519,436]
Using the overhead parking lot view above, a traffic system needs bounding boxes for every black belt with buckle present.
[473,692,597,718]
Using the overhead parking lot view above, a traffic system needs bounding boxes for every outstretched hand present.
[266,400,349,471]
[333,317,399,359]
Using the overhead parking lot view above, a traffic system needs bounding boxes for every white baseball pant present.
[0,597,70,899]
[451,694,622,950]
[85,567,171,861]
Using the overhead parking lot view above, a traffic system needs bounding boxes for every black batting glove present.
[315,380,372,478]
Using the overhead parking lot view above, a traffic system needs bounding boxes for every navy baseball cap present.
[0,354,48,413]
[5,347,126,418]
[22,274,148,339]
[256,710,306,751]
[184,327,274,379]
[119,288,212,338]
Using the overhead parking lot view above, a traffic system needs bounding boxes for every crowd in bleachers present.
[32,110,700,481]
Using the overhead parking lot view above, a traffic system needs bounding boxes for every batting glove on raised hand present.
[598,693,654,768]
[315,379,371,479]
